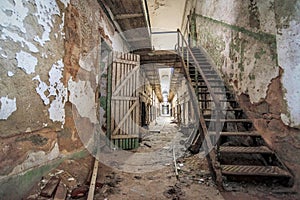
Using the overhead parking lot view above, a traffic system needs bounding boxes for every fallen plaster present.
[7,71,14,77]
[0,96,17,120]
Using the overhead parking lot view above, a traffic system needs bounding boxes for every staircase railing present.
[176,29,223,185]
[177,29,222,150]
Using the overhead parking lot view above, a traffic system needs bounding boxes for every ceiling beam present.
[115,13,144,20]
[127,37,149,42]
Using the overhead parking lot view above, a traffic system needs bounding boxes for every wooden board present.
[40,176,60,198]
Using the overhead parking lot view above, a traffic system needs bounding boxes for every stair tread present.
[197,85,225,88]
[205,118,252,122]
[203,108,243,111]
[221,165,292,177]
[219,146,273,154]
[198,79,223,82]
[198,99,236,102]
[208,131,261,136]
[198,90,231,93]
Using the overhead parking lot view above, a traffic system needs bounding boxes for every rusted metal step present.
[189,68,211,72]
[183,47,294,187]
[197,85,226,88]
[202,108,243,112]
[208,131,261,137]
[198,91,232,95]
[198,99,237,103]
[205,118,252,123]
[194,57,207,61]
[221,165,292,178]
[199,79,223,82]
[200,74,220,78]
[190,61,210,65]
[219,146,273,154]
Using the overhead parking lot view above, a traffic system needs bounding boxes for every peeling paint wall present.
[0,0,70,193]
[183,0,300,129]
[0,0,68,136]
[0,0,129,197]
[275,0,300,128]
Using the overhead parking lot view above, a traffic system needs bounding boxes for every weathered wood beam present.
[115,13,144,20]
[87,160,99,200]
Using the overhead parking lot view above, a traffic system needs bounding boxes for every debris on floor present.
[24,117,298,200]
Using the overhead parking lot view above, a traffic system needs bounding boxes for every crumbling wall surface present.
[0,0,69,181]
[186,0,300,190]
[0,0,128,198]
[0,0,70,198]
[191,0,300,129]
[275,0,300,129]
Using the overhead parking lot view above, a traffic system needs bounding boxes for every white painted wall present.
[278,19,300,128]
[148,0,186,50]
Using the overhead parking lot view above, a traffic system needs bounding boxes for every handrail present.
[176,29,223,157]
[176,28,223,186]
[176,29,221,110]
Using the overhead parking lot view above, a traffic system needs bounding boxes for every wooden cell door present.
[109,52,140,150]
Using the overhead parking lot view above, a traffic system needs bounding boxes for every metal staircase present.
[176,30,293,187]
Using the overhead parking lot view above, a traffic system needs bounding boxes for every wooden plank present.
[54,181,67,200]
[129,57,134,136]
[87,160,99,200]
[40,176,60,197]
[112,96,138,101]
[115,13,144,20]
[113,100,139,135]
[125,53,129,136]
[115,58,139,65]
[113,65,139,96]
[111,62,116,135]
[132,65,137,136]
[120,53,125,136]
[111,134,139,139]
[135,56,140,138]
[115,55,121,136]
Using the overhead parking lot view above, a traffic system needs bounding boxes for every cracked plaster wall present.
[184,0,300,129]
[0,0,129,196]
[183,0,300,189]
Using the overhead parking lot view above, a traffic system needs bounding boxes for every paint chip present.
[0,96,17,120]
[7,71,14,77]
[16,51,38,74]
